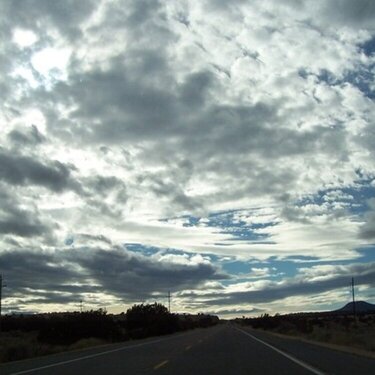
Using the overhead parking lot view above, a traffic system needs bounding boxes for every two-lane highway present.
[1,324,374,374]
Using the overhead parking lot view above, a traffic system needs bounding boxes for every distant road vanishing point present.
[1,324,374,375]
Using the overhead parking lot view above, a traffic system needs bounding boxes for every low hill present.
[335,301,375,314]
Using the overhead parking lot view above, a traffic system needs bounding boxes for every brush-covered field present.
[237,313,375,354]
[0,304,218,363]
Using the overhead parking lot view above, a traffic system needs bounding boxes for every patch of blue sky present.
[220,229,269,242]
[346,186,375,215]
[298,65,374,99]
[295,179,374,216]
[182,215,201,227]
[343,68,375,99]
[320,65,375,99]
[354,246,375,264]
[220,257,293,281]
[124,243,161,256]
[124,242,220,262]
[222,260,252,275]
[181,210,276,242]
[281,246,375,273]
[360,35,375,57]
[254,257,300,279]
[315,69,336,85]
[221,246,375,284]
[298,68,335,85]
[64,237,74,246]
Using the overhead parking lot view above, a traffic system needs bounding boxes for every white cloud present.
[1,0,375,314]
[31,47,71,81]
[12,28,38,47]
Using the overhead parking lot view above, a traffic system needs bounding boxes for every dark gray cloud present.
[71,247,228,298]
[319,0,375,28]
[0,249,79,292]
[84,175,127,205]
[84,197,124,219]
[206,0,375,29]
[358,199,375,240]
[0,148,80,193]
[0,189,51,238]
[205,0,248,14]
[179,71,214,109]
[49,62,179,143]
[137,168,200,212]
[0,0,96,41]
[80,175,128,217]
[121,0,163,29]
[187,263,375,307]
[32,55,349,213]
[86,175,125,195]
[75,233,113,245]
[8,125,45,146]
[0,247,228,306]
[359,223,375,240]
[0,216,47,238]
[42,53,347,177]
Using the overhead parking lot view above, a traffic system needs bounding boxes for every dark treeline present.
[0,303,219,359]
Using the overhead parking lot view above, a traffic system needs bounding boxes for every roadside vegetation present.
[236,312,375,354]
[0,303,219,363]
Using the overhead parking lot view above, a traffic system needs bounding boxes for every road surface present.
[1,324,374,374]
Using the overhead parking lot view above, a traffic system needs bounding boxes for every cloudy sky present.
[1,0,375,317]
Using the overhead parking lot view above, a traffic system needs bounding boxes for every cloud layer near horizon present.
[1,0,375,316]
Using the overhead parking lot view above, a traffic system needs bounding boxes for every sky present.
[1,0,375,318]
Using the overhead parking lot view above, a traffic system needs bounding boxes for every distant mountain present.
[335,301,375,313]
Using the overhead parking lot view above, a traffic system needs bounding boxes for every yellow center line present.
[185,345,192,351]
[153,360,169,370]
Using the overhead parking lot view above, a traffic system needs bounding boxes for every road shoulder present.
[243,327,375,360]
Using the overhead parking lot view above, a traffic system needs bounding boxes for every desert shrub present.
[273,320,296,334]
[126,303,179,338]
[295,318,313,334]
[2,314,48,332]
[69,337,108,351]
[37,309,122,345]
[0,331,63,363]
[2,343,32,362]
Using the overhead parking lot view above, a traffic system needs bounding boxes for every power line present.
[167,291,171,313]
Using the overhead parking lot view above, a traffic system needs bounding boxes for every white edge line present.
[235,327,326,375]
[9,332,192,375]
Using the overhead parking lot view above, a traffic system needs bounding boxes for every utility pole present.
[351,277,356,318]
[0,274,6,333]
[80,300,83,313]
[167,291,171,313]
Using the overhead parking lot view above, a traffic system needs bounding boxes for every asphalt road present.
[1,324,374,374]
